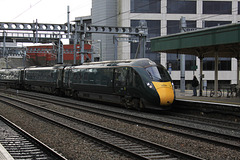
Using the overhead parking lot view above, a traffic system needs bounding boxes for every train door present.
[132,70,142,97]
[63,68,70,89]
[20,69,25,87]
[114,67,130,95]
[56,67,64,88]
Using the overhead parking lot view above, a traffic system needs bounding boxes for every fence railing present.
[203,84,240,98]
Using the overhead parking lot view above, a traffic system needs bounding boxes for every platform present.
[0,143,14,160]
[175,89,240,107]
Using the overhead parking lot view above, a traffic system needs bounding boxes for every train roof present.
[4,59,158,71]
[72,58,157,69]
[25,64,66,70]
[0,68,21,71]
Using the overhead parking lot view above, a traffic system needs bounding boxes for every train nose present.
[152,82,175,105]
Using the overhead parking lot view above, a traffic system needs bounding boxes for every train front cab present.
[113,64,174,110]
[143,64,175,109]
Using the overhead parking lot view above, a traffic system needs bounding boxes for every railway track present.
[0,92,202,160]
[162,111,240,132]
[4,90,240,151]
[0,115,66,160]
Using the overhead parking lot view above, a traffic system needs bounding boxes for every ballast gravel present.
[0,93,240,160]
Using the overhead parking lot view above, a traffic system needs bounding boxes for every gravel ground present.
[0,103,131,160]
[0,93,240,160]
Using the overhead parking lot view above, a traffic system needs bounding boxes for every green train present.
[0,58,175,110]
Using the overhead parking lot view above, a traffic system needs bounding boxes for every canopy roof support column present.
[232,48,240,86]
[214,49,219,97]
[180,54,185,93]
[199,56,203,96]
[238,57,240,86]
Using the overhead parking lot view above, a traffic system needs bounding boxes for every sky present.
[0,0,92,24]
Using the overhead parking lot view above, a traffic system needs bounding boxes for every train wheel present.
[139,99,145,110]
[73,91,78,99]
[132,98,139,110]
[122,96,131,109]
[54,89,60,96]
[124,100,131,109]
[59,90,65,97]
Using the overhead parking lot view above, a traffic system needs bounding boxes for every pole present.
[199,56,203,96]
[35,19,38,43]
[73,22,77,65]
[23,48,26,67]
[58,38,63,64]
[237,56,240,86]
[138,20,147,58]
[99,40,102,61]
[180,17,186,93]
[67,6,70,39]
[61,41,63,63]
[80,19,86,64]
[113,36,118,60]
[214,49,219,97]
[3,31,6,58]
[3,31,8,68]
[139,36,146,58]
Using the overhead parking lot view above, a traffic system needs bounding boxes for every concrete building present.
[91,0,240,89]
[92,0,118,61]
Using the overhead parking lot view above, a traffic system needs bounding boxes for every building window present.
[204,21,232,28]
[203,58,231,71]
[166,20,196,71]
[203,1,232,14]
[167,54,180,70]
[167,20,196,35]
[238,2,240,14]
[131,0,161,13]
[203,21,232,71]
[131,20,160,63]
[167,54,196,71]
[167,0,196,14]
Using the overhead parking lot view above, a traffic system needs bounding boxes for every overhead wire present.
[115,2,240,52]
[11,0,43,21]
[92,0,238,37]
[54,2,92,21]
[132,6,240,38]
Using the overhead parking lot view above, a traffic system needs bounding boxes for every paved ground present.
[175,89,240,106]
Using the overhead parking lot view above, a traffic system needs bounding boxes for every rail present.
[0,91,204,160]
[0,115,67,160]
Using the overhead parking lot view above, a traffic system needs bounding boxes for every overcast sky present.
[0,0,92,24]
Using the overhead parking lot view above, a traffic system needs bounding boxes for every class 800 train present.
[0,58,175,110]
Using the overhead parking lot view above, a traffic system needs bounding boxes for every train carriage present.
[0,58,175,110]
[24,65,63,94]
[0,68,22,89]
[62,58,175,110]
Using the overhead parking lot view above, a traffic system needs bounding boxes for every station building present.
[91,0,240,89]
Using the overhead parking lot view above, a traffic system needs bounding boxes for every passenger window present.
[101,68,113,86]
[83,69,89,84]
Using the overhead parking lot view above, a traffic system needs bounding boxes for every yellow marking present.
[152,82,175,105]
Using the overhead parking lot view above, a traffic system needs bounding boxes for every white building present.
[91,0,240,89]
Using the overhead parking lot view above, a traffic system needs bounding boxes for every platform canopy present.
[151,22,240,97]
[151,23,240,58]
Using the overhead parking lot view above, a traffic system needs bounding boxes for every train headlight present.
[146,82,153,89]
[171,82,175,89]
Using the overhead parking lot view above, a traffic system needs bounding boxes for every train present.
[0,58,175,110]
